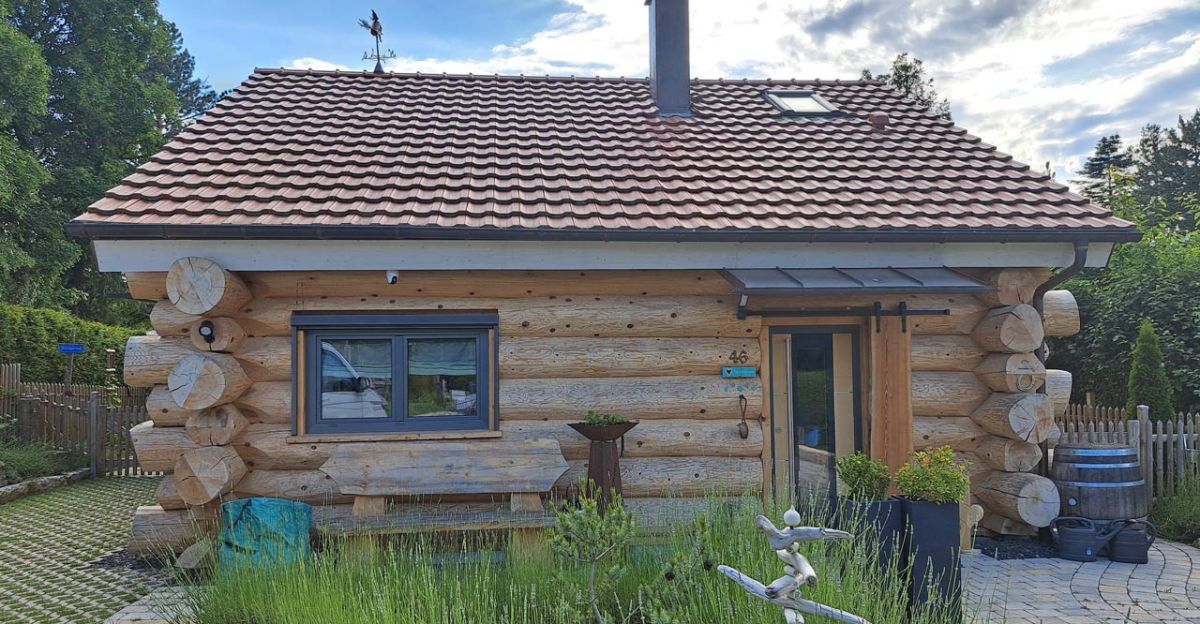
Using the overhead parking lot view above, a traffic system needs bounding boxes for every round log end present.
[174,446,247,506]
[167,257,251,316]
[168,353,252,410]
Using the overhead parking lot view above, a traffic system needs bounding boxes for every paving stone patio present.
[964,540,1200,623]
[0,476,166,623]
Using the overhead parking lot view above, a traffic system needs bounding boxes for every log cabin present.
[68,0,1138,553]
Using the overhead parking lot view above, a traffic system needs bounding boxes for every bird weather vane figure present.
[359,10,396,73]
[718,508,871,624]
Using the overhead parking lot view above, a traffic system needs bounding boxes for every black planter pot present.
[902,499,961,619]
[834,497,905,572]
[568,421,638,514]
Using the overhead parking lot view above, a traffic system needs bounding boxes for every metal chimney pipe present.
[647,0,691,117]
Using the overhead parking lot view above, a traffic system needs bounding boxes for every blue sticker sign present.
[58,343,88,355]
[721,366,757,379]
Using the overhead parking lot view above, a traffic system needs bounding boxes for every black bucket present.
[1106,519,1156,564]
[1050,517,1101,562]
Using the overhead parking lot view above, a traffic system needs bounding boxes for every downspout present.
[1035,241,1089,480]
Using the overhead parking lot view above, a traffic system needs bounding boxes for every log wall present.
[127,263,1082,549]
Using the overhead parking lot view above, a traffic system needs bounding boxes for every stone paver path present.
[0,477,166,623]
[965,540,1200,623]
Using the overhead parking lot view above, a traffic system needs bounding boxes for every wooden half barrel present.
[1050,444,1148,520]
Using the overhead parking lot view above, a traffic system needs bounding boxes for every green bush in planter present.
[837,453,891,501]
[583,410,629,426]
[896,446,969,503]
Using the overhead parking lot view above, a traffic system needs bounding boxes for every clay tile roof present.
[68,68,1138,242]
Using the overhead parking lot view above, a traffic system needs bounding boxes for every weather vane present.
[359,10,396,73]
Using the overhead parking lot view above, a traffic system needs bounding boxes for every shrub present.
[896,446,969,504]
[0,304,140,384]
[0,442,54,481]
[1126,319,1176,420]
[547,480,636,623]
[1150,477,1200,544]
[836,452,891,501]
[583,410,629,426]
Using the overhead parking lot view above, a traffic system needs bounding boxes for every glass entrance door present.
[771,327,862,502]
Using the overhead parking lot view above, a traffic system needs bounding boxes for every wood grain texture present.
[244,270,733,298]
[869,316,912,473]
[971,304,1045,353]
[166,257,253,316]
[173,446,247,505]
[1045,369,1072,419]
[320,438,569,496]
[911,371,990,417]
[145,385,199,427]
[130,421,198,473]
[233,381,291,423]
[128,505,199,554]
[972,471,1059,527]
[1042,290,1081,337]
[553,457,761,497]
[974,352,1046,393]
[149,300,196,336]
[126,273,168,301]
[499,375,762,421]
[913,416,986,451]
[189,317,247,353]
[233,469,351,505]
[969,392,1051,443]
[168,353,252,410]
[499,336,760,379]
[233,295,759,338]
[185,404,248,446]
[500,418,763,460]
[123,335,196,388]
[974,435,1043,472]
[977,268,1049,307]
[155,476,186,510]
[911,335,986,372]
[234,424,331,470]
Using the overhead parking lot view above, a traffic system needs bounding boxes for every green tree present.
[1131,113,1200,231]
[1125,319,1176,420]
[1077,134,1133,207]
[861,53,951,120]
[3,0,219,325]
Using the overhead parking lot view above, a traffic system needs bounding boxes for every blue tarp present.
[218,498,313,569]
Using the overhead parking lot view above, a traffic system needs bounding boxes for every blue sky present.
[161,0,1200,182]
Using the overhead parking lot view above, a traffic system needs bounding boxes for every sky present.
[160,0,1200,183]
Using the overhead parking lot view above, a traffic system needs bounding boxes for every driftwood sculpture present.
[718,508,870,624]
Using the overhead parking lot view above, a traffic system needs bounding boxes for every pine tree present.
[1077,134,1133,207]
[1125,319,1176,420]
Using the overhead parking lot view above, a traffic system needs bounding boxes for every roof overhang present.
[66,222,1142,244]
[721,267,993,296]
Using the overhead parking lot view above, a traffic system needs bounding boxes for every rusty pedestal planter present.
[568,421,638,513]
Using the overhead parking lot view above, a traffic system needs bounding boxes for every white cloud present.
[286,0,1200,182]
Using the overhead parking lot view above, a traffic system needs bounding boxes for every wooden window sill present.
[286,430,502,444]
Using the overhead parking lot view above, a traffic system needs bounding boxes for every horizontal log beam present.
[911,335,986,372]
[233,470,352,505]
[499,337,760,379]
[501,418,763,460]
[913,416,986,451]
[554,457,761,498]
[145,385,199,427]
[232,296,760,338]
[1042,290,1080,338]
[500,375,762,421]
[244,270,734,298]
[233,425,330,470]
[911,371,991,417]
[131,421,198,473]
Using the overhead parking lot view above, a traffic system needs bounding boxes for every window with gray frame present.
[293,312,496,434]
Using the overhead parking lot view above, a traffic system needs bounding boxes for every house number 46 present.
[728,350,749,364]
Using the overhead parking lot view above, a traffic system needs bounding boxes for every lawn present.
[0,476,164,623]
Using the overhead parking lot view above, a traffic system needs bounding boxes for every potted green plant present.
[569,411,638,513]
[835,453,903,571]
[896,446,969,617]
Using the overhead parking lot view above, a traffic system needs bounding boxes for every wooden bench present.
[319,438,569,558]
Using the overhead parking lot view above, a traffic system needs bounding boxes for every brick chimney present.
[647,0,691,117]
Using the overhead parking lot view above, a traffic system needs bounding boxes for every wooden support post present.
[346,495,387,559]
[869,316,912,474]
[87,392,101,476]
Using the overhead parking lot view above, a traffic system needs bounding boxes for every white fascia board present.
[92,239,1115,273]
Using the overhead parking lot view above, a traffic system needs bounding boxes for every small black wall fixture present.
[197,320,216,344]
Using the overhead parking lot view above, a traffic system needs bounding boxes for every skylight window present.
[765,90,838,116]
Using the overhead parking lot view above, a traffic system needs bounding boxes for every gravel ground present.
[975,534,1059,560]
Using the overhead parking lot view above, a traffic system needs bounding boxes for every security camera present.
[386,270,399,285]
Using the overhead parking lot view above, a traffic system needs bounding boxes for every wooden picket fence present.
[1,362,154,476]
[1056,403,1200,501]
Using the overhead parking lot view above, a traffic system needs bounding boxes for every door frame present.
[760,318,868,505]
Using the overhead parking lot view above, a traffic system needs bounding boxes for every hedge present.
[0,304,140,384]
